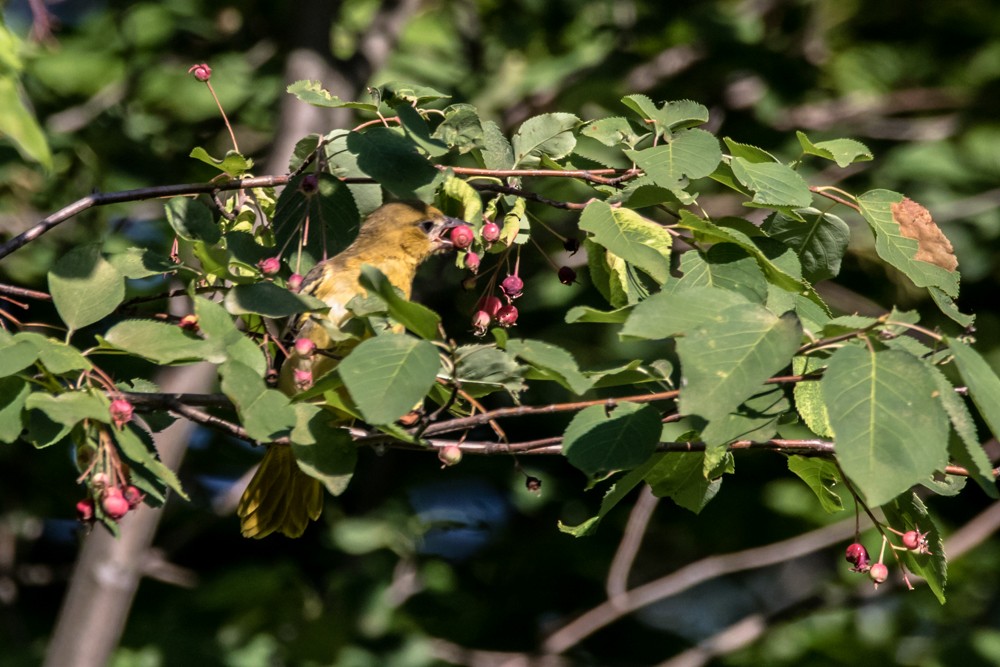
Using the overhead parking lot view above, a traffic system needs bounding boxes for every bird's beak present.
[429,216,467,251]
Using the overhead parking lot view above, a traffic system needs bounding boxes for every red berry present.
[187,63,212,81]
[109,398,134,429]
[869,562,888,585]
[477,295,503,318]
[902,529,931,554]
[464,252,481,272]
[76,498,95,522]
[845,542,870,572]
[178,314,200,332]
[449,224,475,249]
[102,489,130,520]
[563,237,581,255]
[294,337,316,357]
[438,445,463,467]
[287,273,304,291]
[500,274,524,299]
[258,257,281,276]
[293,369,314,391]
[558,266,577,285]
[497,304,518,327]
[481,222,501,243]
[123,486,144,509]
[471,310,491,335]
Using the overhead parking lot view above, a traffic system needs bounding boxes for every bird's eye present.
[418,219,435,234]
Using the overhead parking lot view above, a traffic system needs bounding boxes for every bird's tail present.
[237,444,323,539]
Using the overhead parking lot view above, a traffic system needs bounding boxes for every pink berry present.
[845,542,870,572]
[293,368,314,391]
[438,445,463,467]
[187,63,212,82]
[902,529,931,554]
[76,498,95,522]
[869,562,888,585]
[91,472,110,489]
[477,295,503,318]
[558,266,577,285]
[102,489,130,520]
[449,224,475,250]
[471,310,491,334]
[500,274,524,299]
[497,304,518,327]
[481,222,501,243]
[464,252,481,272]
[109,399,134,429]
[294,337,316,357]
[178,314,200,332]
[287,273,304,291]
[123,486,144,509]
[258,257,281,276]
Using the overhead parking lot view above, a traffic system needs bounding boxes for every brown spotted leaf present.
[891,198,958,272]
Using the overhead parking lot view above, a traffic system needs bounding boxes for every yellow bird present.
[237,200,465,538]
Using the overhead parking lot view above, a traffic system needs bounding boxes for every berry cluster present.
[844,526,932,590]
[76,474,145,525]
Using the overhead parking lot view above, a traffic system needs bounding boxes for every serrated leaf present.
[114,425,188,499]
[764,209,850,283]
[675,247,769,305]
[286,80,377,111]
[797,131,873,168]
[189,147,253,177]
[857,190,959,297]
[395,104,449,157]
[563,403,661,478]
[290,404,357,496]
[48,244,124,331]
[947,338,1000,455]
[677,304,802,424]
[480,120,514,170]
[381,81,450,106]
[579,116,641,148]
[163,197,221,245]
[822,345,949,507]
[625,129,721,191]
[346,127,441,199]
[882,494,947,604]
[338,334,440,424]
[220,361,297,441]
[16,332,92,374]
[103,320,215,364]
[788,456,844,513]
[358,265,441,340]
[723,138,779,163]
[511,112,580,167]
[0,377,30,443]
[452,344,526,397]
[793,355,832,437]
[622,285,749,340]
[504,339,591,395]
[579,200,673,284]
[558,459,657,537]
[928,364,997,497]
[730,157,812,208]
[645,451,733,513]
[224,282,328,318]
[432,103,485,154]
[620,96,709,135]
[25,390,108,426]
[928,286,974,328]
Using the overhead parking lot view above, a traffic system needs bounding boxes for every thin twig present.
[606,485,659,599]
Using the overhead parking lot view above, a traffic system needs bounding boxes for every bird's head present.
[355,200,467,262]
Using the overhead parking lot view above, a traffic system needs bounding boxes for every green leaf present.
[730,157,812,208]
[437,174,483,225]
[579,200,673,284]
[928,365,997,497]
[290,404,357,496]
[504,339,592,395]
[947,338,1000,453]
[565,305,633,325]
[857,190,960,298]
[558,459,658,537]
[106,247,180,279]
[163,197,221,245]
[698,385,789,448]
[48,244,124,331]
[882,494,947,604]
[624,129,721,191]
[763,209,850,283]
[620,96,709,135]
[723,138,779,164]
[24,409,70,449]
[579,116,642,148]
[357,266,441,340]
[645,451,733,513]
[103,320,215,364]
[273,173,361,267]
[929,286,975,328]
[674,246,769,304]
[338,334,440,425]
[346,127,441,199]
[114,425,188,500]
[677,304,802,424]
[224,282,328,319]
[622,285,749,340]
[220,361,297,442]
[0,336,39,377]
[432,103,485,154]
[821,345,949,507]
[563,403,661,478]
[16,332,92,374]
[0,73,52,169]
[511,112,580,167]
[787,456,844,513]
[381,81,450,106]
[453,345,526,397]
[796,131,873,168]
[0,377,29,443]
[25,390,108,426]
[479,120,515,170]
[286,80,377,111]
[188,147,253,177]
[793,355,832,437]
[395,103,450,157]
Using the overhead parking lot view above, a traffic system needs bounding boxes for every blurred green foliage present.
[3,1,1000,665]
